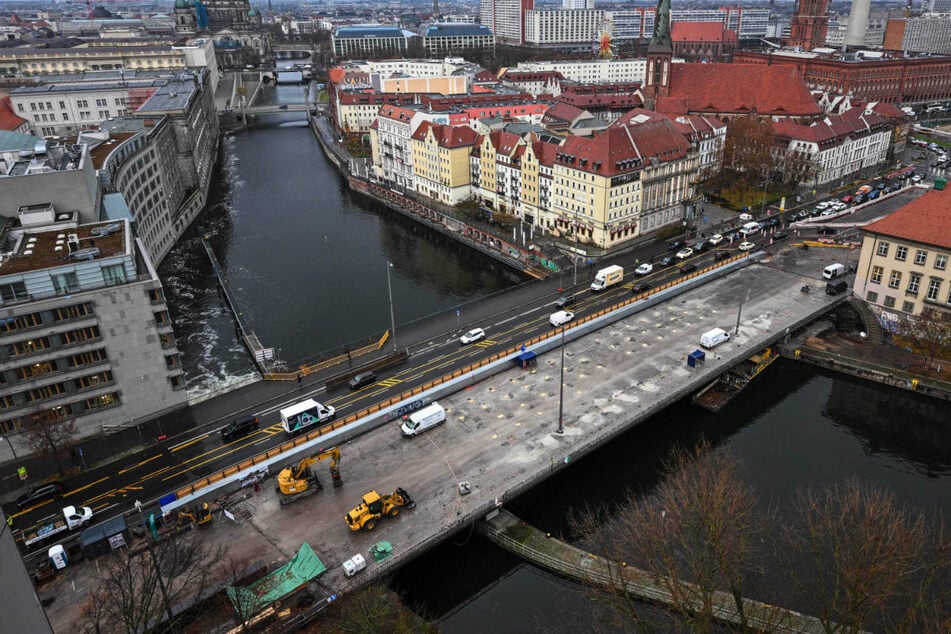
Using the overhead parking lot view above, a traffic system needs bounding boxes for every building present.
[370,104,430,192]
[671,21,738,62]
[556,82,645,122]
[514,59,648,84]
[0,213,187,452]
[925,0,951,12]
[173,0,267,68]
[332,25,410,58]
[522,9,606,49]
[733,49,951,105]
[0,42,188,78]
[498,69,564,97]
[854,185,951,318]
[480,0,533,44]
[787,0,830,50]
[883,14,951,55]
[410,121,481,204]
[0,143,101,224]
[421,23,494,55]
[0,97,29,134]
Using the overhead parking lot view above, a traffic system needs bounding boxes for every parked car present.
[679,263,698,275]
[738,241,756,251]
[817,226,837,235]
[912,174,923,183]
[675,247,694,260]
[820,210,836,217]
[867,189,881,200]
[773,231,789,242]
[667,240,686,252]
[348,371,377,390]
[738,212,754,221]
[459,328,486,345]
[631,282,652,294]
[853,194,866,204]
[708,233,724,245]
[841,195,854,203]
[634,263,653,276]
[16,482,64,510]
[221,415,259,442]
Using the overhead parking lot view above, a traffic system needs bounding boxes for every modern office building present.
[332,25,410,58]
[480,0,534,44]
[883,14,951,55]
[421,23,495,55]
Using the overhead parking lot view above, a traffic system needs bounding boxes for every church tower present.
[644,0,673,111]
[786,0,830,51]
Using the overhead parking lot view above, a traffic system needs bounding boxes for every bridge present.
[241,103,314,115]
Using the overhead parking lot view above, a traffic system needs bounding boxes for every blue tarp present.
[687,349,706,368]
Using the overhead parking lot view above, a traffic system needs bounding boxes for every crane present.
[276,447,341,505]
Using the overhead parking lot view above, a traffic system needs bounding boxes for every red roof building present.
[855,186,951,317]
[671,22,738,63]
[0,96,29,133]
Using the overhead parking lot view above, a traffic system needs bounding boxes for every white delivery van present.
[822,263,846,280]
[401,402,447,437]
[700,328,731,349]
[739,222,760,236]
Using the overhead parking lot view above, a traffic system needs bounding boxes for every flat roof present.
[0,220,127,276]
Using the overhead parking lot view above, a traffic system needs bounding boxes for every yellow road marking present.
[63,476,109,497]
[139,465,172,482]
[118,454,163,475]
[171,435,208,452]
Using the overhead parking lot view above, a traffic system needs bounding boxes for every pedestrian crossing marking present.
[475,339,497,348]
[379,378,403,387]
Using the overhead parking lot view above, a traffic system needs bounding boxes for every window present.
[907,272,921,294]
[52,272,79,294]
[102,264,126,286]
[866,291,878,302]
[936,254,948,271]
[902,301,915,313]
[888,270,902,288]
[926,279,940,301]
[914,250,927,265]
[877,241,889,257]
[870,265,883,284]
[62,112,69,121]
[0,312,43,333]
[0,281,28,302]
[883,295,896,308]
[54,302,93,322]
[895,246,908,261]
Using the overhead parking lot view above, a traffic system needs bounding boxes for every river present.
[157,82,951,630]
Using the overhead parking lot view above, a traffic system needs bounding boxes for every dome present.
[248,8,260,16]
[174,0,187,8]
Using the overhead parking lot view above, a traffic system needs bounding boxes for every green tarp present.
[226,543,327,620]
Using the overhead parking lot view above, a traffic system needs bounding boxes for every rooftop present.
[137,74,198,112]
[863,187,951,250]
[422,23,492,37]
[0,220,127,276]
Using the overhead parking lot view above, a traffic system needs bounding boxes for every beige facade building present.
[411,122,481,204]
[0,42,187,78]
[855,186,951,320]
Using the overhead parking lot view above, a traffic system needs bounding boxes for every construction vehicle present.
[345,488,415,532]
[277,447,342,506]
[22,505,93,547]
[177,503,212,527]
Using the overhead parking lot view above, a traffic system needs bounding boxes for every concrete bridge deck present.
[40,246,848,631]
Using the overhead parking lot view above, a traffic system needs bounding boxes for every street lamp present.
[386,261,397,352]
[557,328,566,434]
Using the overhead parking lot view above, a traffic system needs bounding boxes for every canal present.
[158,84,951,629]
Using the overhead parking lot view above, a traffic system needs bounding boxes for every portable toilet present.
[935,177,946,191]
[48,544,68,570]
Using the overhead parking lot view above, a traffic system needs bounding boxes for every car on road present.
[912,174,923,183]
[820,209,836,217]
[675,247,694,260]
[16,482,64,510]
[348,371,377,390]
[634,263,653,276]
[773,231,789,242]
[657,256,676,268]
[708,233,724,245]
[867,189,881,200]
[278,104,289,110]
[667,240,686,252]
[763,217,780,228]
[714,250,732,261]
[555,295,575,309]
[841,195,854,203]
[738,241,756,251]
[816,201,832,209]
[459,328,486,345]
[221,415,259,442]
[631,282,652,294]
[854,194,866,204]
[549,310,574,327]
[738,212,754,221]
[679,263,698,275]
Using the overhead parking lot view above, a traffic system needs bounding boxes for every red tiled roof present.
[771,110,890,145]
[559,91,643,110]
[411,121,481,148]
[378,104,418,122]
[556,117,690,177]
[542,102,587,125]
[0,96,27,131]
[488,130,523,155]
[658,64,820,118]
[862,187,951,249]
[474,69,498,82]
[500,70,563,82]
[671,22,730,42]
[532,139,561,167]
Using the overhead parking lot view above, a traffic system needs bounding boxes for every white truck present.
[280,398,336,434]
[23,506,93,547]
[590,265,624,292]
[700,328,731,349]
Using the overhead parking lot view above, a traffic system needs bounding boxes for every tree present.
[777,478,951,633]
[707,116,792,209]
[572,440,768,632]
[319,583,437,634]
[898,308,951,371]
[22,409,77,477]
[80,530,224,633]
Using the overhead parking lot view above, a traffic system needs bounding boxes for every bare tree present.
[573,440,767,632]
[80,530,223,634]
[22,409,77,477]
[319,582,437,634]
[777,478,950,633]
[898,308,951,371]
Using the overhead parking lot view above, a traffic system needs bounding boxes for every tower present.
[644,0,672,110]
[787,0,830,51]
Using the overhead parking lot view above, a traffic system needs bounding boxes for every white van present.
[739,222,760,236]
[700,328,731,349]
[401,402,446,437]
[822,263,846,280]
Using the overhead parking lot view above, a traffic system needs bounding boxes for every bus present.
[280,399,336,434]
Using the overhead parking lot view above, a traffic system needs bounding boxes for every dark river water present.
[157,81,951,630]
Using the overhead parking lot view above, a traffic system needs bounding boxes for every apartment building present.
[480,0,533,44]
[0,214,187,457]
[515,59,648,85]
[411,122,481,204]
[855,185,951,318]
[883,14,951,55]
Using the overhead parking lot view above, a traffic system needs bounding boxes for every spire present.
[648,0,673,54]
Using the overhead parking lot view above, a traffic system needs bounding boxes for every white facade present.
[480,0,528,44]
[516,58,648,84]
[524,9,605,47]
[896,14,951,54]
[781,126,890,186]
[9,83,150,137]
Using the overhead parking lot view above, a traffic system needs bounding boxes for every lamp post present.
[386,260,397,352]
[557,328,566,434]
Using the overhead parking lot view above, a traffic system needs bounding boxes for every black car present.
[348,371,377,390]
[763,217,780,228]
[221,415,259,442]
[667,240,686,252]
[16,482,64,510]
[555,295,575,308]
[714,250,732,261]
[692,240,710,252]
[631,282,652,294]
[773,231,789,241]
[658,256,676,268]
[679,263,698,275]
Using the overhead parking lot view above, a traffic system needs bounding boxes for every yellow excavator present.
[345,488,415,532]
[177,502,213,527]
[276,447,342,506]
